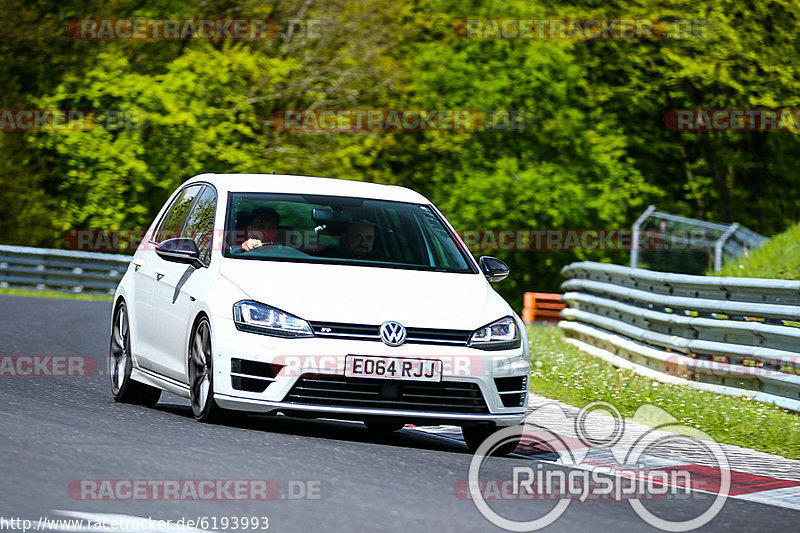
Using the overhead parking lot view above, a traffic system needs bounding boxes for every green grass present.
[715,220,800,279]
[527,325,800,460]
[0,287,112,301]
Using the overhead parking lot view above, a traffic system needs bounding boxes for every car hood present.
[219,259,512,330]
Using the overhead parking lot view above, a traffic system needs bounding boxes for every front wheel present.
[462,425,522,456]
[189,316,224,423]
[108,302,161,406]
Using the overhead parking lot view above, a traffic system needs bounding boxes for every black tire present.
[109,302,161,407]
[462,425,523,456]
[364,421,406,432]
[189,316,224,423]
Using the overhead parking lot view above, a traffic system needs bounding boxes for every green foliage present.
[27,46,280,233]
[716,220,800,279]
[1,0,799,301]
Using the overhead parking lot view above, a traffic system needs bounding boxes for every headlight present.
[233,300,314,338]
[468,316,521,351]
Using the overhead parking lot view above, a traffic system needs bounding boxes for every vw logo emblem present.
[379,321,407,347]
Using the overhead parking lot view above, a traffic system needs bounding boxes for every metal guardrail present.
[0,245,131,295]
[559,261,800,411]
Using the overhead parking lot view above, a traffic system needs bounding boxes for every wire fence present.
[631,205,769,274]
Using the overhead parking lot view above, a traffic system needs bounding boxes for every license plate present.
[345,355,442,382]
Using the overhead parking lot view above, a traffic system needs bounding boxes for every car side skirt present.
[132,367,190,398]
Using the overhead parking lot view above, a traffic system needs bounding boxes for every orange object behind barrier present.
[522,292,564,323]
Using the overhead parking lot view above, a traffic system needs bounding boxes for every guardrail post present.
[630,205,656,268]
[714,223,740,272]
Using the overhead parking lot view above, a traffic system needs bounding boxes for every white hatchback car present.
[110,174,530,453]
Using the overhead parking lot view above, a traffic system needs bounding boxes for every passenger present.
[338,221,376,259]
[318,221,376,259]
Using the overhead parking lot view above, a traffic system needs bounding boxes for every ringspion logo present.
[465,402,730,531]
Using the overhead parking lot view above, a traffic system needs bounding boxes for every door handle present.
[132,259,144,272]
[155,268,167,281]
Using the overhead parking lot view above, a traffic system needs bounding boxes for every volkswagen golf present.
[109,173,530,453]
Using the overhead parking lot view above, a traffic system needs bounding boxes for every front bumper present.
[211,315,530,427]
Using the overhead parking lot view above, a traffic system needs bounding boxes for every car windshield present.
[223,192,476,273]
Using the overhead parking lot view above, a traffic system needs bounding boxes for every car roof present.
[185,173,431,204]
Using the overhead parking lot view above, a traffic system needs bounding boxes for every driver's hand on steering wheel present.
[241,238,263,251]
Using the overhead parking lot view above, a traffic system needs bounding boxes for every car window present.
[155,185,203,243]
[182,186,217,265]
[223,192,476,273]
[417,207,465,269]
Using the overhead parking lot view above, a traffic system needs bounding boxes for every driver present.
[240,207,280,251]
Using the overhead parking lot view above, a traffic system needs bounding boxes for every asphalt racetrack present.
[0,294,797,532]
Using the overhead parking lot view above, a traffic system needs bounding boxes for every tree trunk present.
[699,131,730,222]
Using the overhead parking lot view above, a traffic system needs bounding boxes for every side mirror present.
[156,237,203,269]
[479,256,509,283]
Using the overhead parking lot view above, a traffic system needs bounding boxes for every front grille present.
[309,322,471,346]
[231,358,283,394]
[284,375,489,414]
